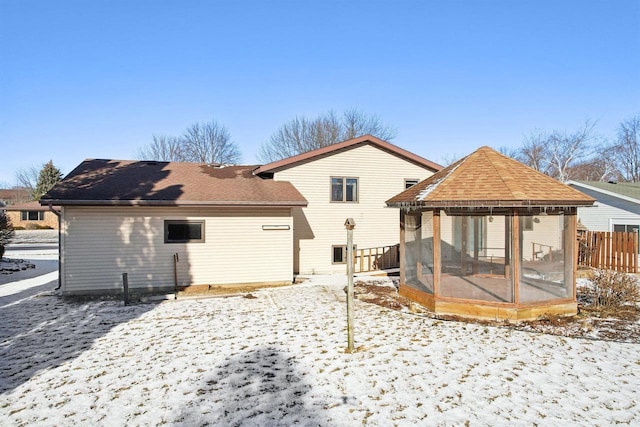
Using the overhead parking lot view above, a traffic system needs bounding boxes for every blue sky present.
[1,0,639,185]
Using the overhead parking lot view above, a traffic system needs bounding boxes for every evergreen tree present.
[33,160,63,200]
[0,211,14,258]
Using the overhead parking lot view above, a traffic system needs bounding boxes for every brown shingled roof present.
[40,159,307,207]
[254,134,442,175]
[386,146,595,208]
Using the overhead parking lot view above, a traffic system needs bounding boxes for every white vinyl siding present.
[571,188,640,232]
[272,144,436,274]
[60,206,293,293]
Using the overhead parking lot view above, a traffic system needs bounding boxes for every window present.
[331,177,358,202]
[164,220,205,243]
[21,211,45,221]
[405,179,419,189]
[332,245,357,264]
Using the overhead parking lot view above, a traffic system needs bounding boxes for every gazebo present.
[386,146,595,321]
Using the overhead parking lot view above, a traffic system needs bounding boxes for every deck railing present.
[578,231,638,273]
[354,244,400,273]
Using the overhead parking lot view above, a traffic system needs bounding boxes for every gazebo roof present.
[386,146,595,209]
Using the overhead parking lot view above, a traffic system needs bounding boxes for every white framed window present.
[404,179,419,189]
[21,211,45,221]
[164,220,205,243]
[331,177,358,202]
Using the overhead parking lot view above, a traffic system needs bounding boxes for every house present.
[4,201,60,230]
[40,160,307,295]
[566,180,640,244]
[254,135,442,274]
[0,188,31,206]
[41,136,442,295]
[386,146,595,321]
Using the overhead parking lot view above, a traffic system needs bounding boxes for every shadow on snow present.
[176,346,328,426]
[0,288,158,394]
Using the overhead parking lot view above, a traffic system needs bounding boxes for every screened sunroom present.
[387,147,594,321]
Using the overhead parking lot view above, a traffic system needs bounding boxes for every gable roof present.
[253,135,442,175]
[40,159,307,207]
[567,180,640,205]
[386,146,595,208]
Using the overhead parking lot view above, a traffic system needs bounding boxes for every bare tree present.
[14,164,40,194]
[519,130,551,174]
[182,120,241,164]
[516,120,599,182]
[258,109,397,163]
[439,152,465,167]
[612,115,640,182]
[136,135,185,162]
[546,120,598,182]
[341,108,397,141]
[135,119,242,165]
[497,145,520,160]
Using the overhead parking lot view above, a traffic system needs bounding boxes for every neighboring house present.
[4,201,59,229]
[254,135,442,274]
[40,160,307,295]
[0,188,31,206]
[567,181,640,248]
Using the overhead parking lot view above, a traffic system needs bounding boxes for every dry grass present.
[354,275,640,343]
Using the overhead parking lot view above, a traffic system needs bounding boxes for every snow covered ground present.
[1,270,639,425]
[8,229,58,245]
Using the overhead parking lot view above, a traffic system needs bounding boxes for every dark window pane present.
[331,178,343,202]
[186,223,202,240]
[28,211,39,220]
[165,221,204,243]
[405,179,419,189]
[346,178,358,202]
[333,246,344,263]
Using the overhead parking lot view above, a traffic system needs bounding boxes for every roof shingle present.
[386,146,595,208]
[41,159,307,207]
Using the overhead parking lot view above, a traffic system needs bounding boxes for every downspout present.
[48,203,62,290]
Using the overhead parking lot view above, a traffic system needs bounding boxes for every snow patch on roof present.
[416,162,462,201]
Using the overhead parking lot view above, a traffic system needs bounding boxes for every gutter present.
[48,203,62,291]
[40,199,308,207]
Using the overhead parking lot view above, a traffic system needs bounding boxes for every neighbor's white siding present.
[572,189,640,232]
[272,144,435,274]
[60,206,293,293]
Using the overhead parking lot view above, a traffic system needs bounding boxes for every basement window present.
[332,245,357,264]
[164,220,205,243]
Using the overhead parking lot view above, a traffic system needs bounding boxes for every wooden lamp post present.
[345,218,356,352]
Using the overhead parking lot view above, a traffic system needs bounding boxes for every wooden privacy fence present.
[355,244,400,273]
[578,231,638,273]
